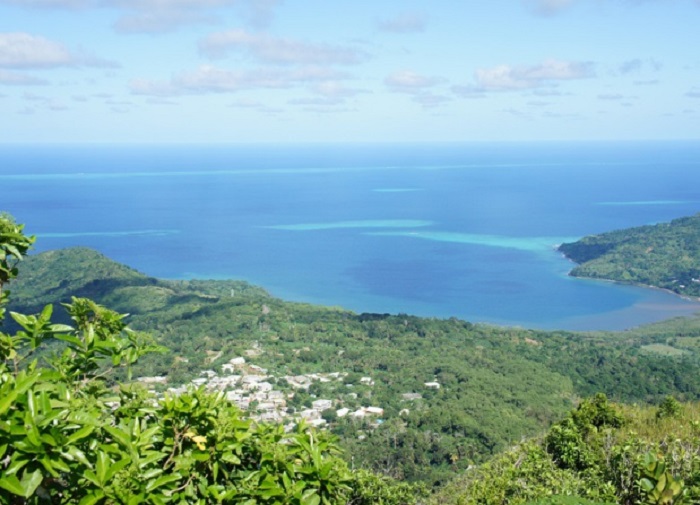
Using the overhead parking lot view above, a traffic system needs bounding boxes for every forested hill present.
[8,246,700,487]
[558,213,700,297]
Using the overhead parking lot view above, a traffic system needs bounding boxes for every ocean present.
[2,141,700,331]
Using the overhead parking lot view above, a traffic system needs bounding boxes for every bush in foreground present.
[431,394,699,505]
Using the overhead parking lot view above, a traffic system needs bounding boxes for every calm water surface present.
[2,141,699,330]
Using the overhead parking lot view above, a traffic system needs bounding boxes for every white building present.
[312,399,333,411]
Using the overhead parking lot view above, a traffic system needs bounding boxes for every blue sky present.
[1,0,699,143]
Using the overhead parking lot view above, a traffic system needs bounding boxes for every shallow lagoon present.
[2,141,700,330]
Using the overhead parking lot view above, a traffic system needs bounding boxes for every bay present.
[2,141,700,330]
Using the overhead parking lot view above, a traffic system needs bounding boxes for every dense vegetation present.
[432,394,700,505]
[8,243,700,487]
[5,211,700,504]
[559,214,700,297]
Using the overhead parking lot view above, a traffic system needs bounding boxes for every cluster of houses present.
[139,355,387,429]
[138,353,437,431]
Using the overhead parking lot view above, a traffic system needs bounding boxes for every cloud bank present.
[199,30,365,65]
[131,64,347,96]
[472,59,594,91]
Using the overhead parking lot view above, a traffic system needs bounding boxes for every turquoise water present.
[2,141,699,330]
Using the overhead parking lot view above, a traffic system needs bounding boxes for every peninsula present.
[558,213,700,297]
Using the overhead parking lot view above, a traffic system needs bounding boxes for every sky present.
[1,0,699,144]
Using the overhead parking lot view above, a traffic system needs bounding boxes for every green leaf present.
[5,456,30,476]
[62,447,92,468]
[128,494,146,505]
[96,451,110,485]
[39,304,52,321]
[10,311,31,329]
[0,372,38,416]
[83,470,101,489]
[145,472,182,493]
[0,469,42,499]
[40,433,57,447]
[66,425,95,445]
[640,478,654,492]
[0,475,25,496]
[20,469,43,498]
[104,425,132,449]
[78,490,106,505]
[301,488,321,505]
[50,324,74,333]
[54,333,83,348]
[104,457,131,482]
[141,468,163,481]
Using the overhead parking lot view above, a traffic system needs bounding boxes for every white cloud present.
[311,81,364,99]
[384,70,443,92]
[0,32,118,69]
[618,58,662,74]
[288,96,343,106]
[110,0,281,33]
[524,0,700,16]
[229,98,264,108]
[473,59,594,91]
[228,98,281,113]
[130,64,347,96]
[384,71,449,109]
[410,93,451,108]
[598,93,624,100]
[0,0,283,33]
[199,30,365,65]
[0,33,74,68]
[377,12,428,33]
[114,10,217,33]
[287,81,366,108]
[0,69,47,85]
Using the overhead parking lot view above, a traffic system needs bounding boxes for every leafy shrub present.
[656,396,682,420]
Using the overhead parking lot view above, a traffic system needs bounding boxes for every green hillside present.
[559,214,700,297]
[8,245,700,487]
[431,395,700,505]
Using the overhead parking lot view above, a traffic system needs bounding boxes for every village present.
[137,354,416,431]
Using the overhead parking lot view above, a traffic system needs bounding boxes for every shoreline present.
[557,248,700,304]
[567,271,700,304]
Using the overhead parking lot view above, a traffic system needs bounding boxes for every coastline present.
[567,271,700,304]
[557,246,700,304]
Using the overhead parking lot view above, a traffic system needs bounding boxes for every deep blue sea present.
[2,141,700,331]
